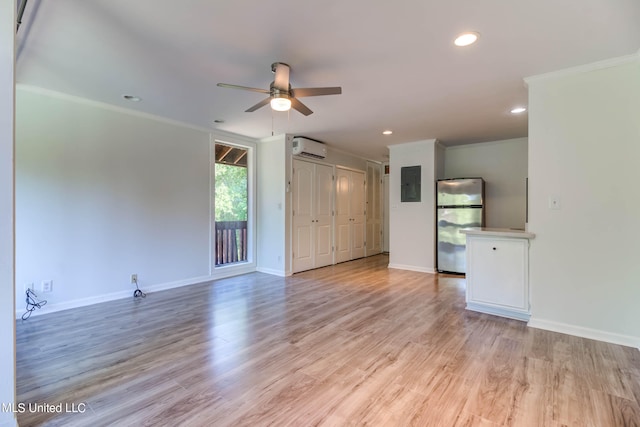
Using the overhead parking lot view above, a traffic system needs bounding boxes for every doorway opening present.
[214,143,248,266]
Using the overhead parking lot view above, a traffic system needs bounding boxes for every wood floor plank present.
[15,254,640,426]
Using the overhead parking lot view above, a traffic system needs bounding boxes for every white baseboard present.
[466,303,530,322]
[16,288,133,319]
[528,317,640,349]
[256,267,287,277]
[15,266,258,319]
[387,263,436,274]
[16,275,210,319]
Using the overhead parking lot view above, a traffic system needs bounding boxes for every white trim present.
[16,275,208,318]
[16,84,259,147]
[466,303,530,322]
[214,129,259,146]
[256,267,287,277]
[0,0,17,422]
[210,136,258,273]
[524,53,640,86]
[444,137,528,151]
[16,264,258,319]
[335,164,365,174]
[387,263,436,274]
[16,84,215,133]
[387,138,438,151]
[528,317,640,349]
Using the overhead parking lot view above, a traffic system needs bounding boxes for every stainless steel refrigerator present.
[437,178,485,274]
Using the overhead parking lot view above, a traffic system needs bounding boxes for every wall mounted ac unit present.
[292,137,327,159]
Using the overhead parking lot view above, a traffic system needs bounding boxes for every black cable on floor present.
[133,281,146,298]
[22,288,47,320]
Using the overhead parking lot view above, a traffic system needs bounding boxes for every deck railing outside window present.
[215,220,247,265]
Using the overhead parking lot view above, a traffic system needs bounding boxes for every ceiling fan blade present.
[217,83,270,94]
[273,62,290,90]
[291,98,313,116]
[245,97,271,112]
[290,87,342,97]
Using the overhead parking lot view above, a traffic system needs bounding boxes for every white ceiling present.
[15,0,640,161]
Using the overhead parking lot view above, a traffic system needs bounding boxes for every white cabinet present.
[292,159,334,273]
[462,229,535,321]
[335,167,366,263]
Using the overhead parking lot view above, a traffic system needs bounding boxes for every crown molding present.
[16,84,218,135]
[524,52,640,87]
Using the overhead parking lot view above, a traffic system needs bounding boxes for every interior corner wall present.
[256,134,288,276]
[435,142,446,180]
[15,87,213,314]
[526,57,640,347]
[444,137,528,229]
[388,139,437,273]
[0,1,17,426]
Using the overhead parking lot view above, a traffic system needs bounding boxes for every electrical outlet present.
[131,274,138,284]
[41,280,53,293]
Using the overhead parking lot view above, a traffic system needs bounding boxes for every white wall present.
[388,139,438,273]
[526,55,640,347]
[444,138,528,229]
[435,142,445,180]
[15,86,256,316]
[256,134,288,275]
[0,1,17,425]
[321,143,369,172]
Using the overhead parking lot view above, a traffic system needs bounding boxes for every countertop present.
[459,227,536,239]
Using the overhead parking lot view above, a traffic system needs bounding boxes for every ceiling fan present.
[217,62,342,116]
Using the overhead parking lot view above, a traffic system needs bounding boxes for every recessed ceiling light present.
[122,94,142,102]
[382,130,393,135]
[454,32,479,47]
[510,107,527,114]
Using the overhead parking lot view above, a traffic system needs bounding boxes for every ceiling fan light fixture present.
[270,96,292,112]
[454,32,479,47]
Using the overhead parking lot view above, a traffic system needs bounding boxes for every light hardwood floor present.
[16,255,640,426]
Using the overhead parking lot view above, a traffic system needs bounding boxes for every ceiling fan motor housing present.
[217,61,341,116]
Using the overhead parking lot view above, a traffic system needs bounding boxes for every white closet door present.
[292,160,314,272]
[335,168,352,263]
[335,167,366,262]
[350,170,366,259]
[314,163,334,268]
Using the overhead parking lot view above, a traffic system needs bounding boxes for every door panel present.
[335,223,351,263]
[293,160,335,272]
[336,167,367,262]
[314,163,334,267]
[350,170,366,259]
[352,222,366,259]
[350,171,366,220]
[315,223,333,266]
[335,168,351,262]
[292,160,315,272]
